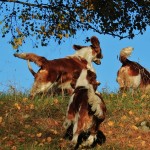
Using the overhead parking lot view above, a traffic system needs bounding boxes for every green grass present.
[0,90,149,150]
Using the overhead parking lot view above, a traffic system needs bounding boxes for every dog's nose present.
[94,59,101,65]
[96,81,101,86]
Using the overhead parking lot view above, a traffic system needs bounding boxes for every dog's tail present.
[14,53,48,67]
[119,47,134,64]
[27,60,36,77]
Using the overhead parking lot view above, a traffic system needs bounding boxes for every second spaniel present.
[63,69,106,149]
[117,47,150,92]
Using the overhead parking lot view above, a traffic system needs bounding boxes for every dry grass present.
[0,90,149,150]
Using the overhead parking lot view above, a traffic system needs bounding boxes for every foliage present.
[0,90,149,149]
[0,0,150,49]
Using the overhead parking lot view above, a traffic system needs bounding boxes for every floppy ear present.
[90,36,100,52]
[87,70,100,90]
[87,70,96,82]
[87,69,96,77]
[91,36,100,47]
[71,70,81,89]
[73,45,86,51]
[73,70,81,80]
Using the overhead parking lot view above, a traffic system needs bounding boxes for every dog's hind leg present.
[75,131,91,149]
[93,130,106,146]
[63,123,73,140]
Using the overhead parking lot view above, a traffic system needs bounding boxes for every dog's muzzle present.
[93,59,101,65]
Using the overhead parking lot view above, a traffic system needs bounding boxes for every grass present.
[0,90,149,150]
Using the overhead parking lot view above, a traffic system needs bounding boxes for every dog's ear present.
[87,70,100,90]
[73,70,81,79]
[90,36,100,53]
[91,36,100,47]
[87,70,96,78]
[71,70,81,89]
[87,70,96,82]
[73,45,86,51]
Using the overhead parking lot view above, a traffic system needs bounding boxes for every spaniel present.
[117,47,150,92]
[14,36,103,98]
[63,69,106,149]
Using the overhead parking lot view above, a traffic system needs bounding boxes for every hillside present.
[0,90,149,150]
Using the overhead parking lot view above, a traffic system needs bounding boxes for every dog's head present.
[71,69,100,91]
[73,36,103,65]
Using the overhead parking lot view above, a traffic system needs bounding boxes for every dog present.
[117,47,150,92]
[63,69,106,149]
[14,36,103,98]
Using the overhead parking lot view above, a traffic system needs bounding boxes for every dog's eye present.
[96,52,103,59]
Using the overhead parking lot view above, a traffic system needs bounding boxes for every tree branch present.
[0,0,56,9]
[0,0,81,10]
[71,15,135,39]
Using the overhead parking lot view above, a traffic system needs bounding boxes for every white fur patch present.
[88,86,103,118]
[120,47,134,58]
[63,94,75,128]
[31,82,53,95]
[81,135,96,147]
[72,112,80,144]
[73,111,80,134]
[74,47,93,62]
[75,69,89,88]
[128,74,141,88]
[72,133,78,144]
[40,82,53,91]
[72,47,96,71]
[67,94,74,111]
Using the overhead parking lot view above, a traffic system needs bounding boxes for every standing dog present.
[63,69,106,149]
[117,47,150,92]
[14,36,103,98]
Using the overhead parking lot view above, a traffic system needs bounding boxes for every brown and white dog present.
[14,36,103,98]
[117,47,150,92]
[63,69,106,149]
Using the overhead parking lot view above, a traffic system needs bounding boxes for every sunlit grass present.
[0,90,149,150]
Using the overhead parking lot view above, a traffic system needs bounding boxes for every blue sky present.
[0,28,150,93]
